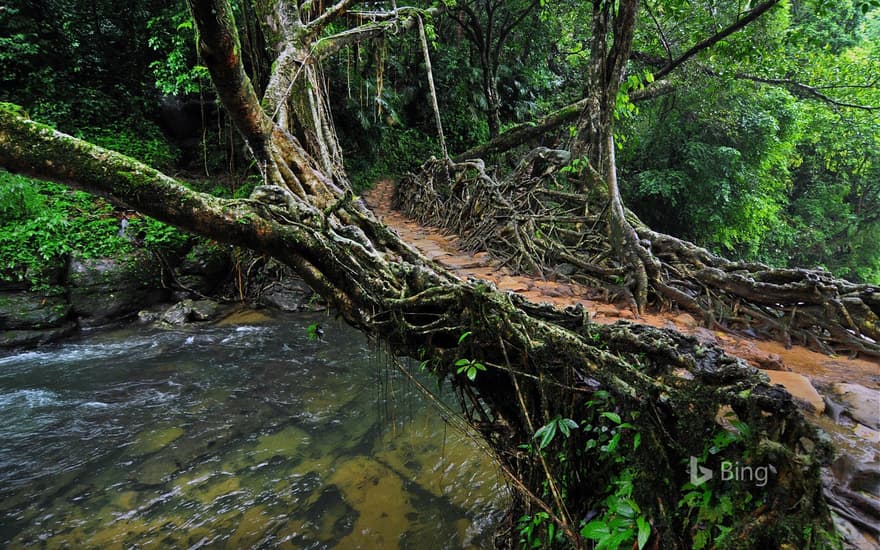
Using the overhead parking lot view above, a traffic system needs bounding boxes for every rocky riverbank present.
[0,242,321,349]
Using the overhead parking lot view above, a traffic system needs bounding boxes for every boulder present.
[67,253,167,327]
[0,322,77,348]
[259,278,316,312]
[832,383,880,430]
[0,291,69,330]
[160,301,191,326]
[159,299,220,326]
[189,299,219,321]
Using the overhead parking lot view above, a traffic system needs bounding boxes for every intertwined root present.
[395,154,880,358]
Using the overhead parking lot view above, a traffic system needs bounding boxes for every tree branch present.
[191,0,274,164]
[312,7,434,60]
[652,0,782,81]
[454,83,674,161]
[733,73,879,111]
[303,0,360,41]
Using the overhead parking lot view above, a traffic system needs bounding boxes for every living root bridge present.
[0,104,840,547]
[395,155,880,359]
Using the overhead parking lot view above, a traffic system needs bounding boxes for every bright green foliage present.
[0,172,191,289]
[534,415,578,449]
[454,357,486,381]
[517,511,557,548]
[148,8,209,96]
[617,2,880,280]
[622,82,799,257]
[580,470,651,550]
[77,123,181,169]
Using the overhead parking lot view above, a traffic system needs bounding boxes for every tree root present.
[395,154,880,358]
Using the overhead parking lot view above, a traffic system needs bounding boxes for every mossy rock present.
[0,322,77,349]
[0,291,70,330]
[67,252,167,327]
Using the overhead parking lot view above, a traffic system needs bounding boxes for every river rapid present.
[0,309,508,548]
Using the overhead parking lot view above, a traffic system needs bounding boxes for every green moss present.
[0,102,28,118]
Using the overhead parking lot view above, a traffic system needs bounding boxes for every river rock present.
[761,370,825,414]
[160,301,191,325]
[189,299,219,321]
[832,383,880,430]
[0,291,74,349]
[0,322,77,348]
[160,299,220,325]
[0,291,70,330]
[67,254,166,327]
[259,278,316,311]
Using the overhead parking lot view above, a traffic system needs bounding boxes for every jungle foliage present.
[2,0,877,281]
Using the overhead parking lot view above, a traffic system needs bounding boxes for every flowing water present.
[0,309,508,548]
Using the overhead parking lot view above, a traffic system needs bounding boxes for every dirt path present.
[366,181,875,383]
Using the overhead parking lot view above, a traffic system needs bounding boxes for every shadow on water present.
[0,310,508,548]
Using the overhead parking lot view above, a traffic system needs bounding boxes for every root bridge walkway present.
[363,179,878,405]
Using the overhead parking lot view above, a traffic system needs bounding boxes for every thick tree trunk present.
[572,0,659,313]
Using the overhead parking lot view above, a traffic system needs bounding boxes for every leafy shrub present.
[76,121,180,169]
[0,171,191,289]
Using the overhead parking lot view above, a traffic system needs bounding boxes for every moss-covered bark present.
[1,101,839,550]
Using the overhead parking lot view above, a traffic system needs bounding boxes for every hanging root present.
[395,153,880,358]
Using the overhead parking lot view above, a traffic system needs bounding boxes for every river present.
[0,309,508,548]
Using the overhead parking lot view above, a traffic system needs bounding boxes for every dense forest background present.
[1,0,878,288]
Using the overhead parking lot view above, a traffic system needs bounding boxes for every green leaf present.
[601,412,622,424]
[466,366,478,380]
[454,358,470,367]
[457,331,472,344]
[580,519,609,540]
[535,423,557,449]
[637,516,651,549]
